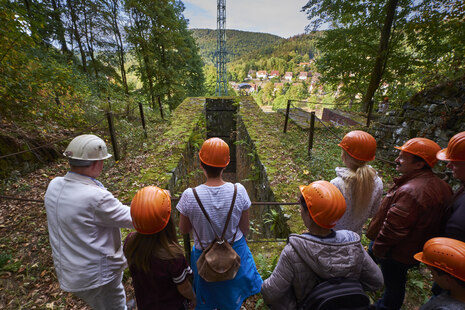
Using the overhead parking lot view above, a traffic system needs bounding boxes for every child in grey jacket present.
[261,181,384,310]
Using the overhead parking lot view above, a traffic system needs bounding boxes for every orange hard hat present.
[338,130,377,161]
[394,137,441,168]
[130,186,171,234]
[299,181,346,229]
[199,137,230,167]
[414,237,465,282]
[437,131,465,162]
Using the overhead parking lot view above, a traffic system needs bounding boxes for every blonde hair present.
[342,150,376,216]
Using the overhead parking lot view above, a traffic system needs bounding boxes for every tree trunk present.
[67,0,87,73]
[50,0,70,57]
[83,7,98,78]
[362,0,398,113]
[110,0,129,94]
[157,95,164,120]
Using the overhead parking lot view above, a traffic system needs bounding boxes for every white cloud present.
[183,0,309,38]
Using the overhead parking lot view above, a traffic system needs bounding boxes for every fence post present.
[106,111,120,161]
[283,99,291,133]
[183,234,191,264]
[138,102,147,138]
[366,99,374,127]
[308,111,315,156]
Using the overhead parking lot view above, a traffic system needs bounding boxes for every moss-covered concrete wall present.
[139,97,206,197]
[237,97,293,238]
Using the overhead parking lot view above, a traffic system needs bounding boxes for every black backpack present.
[297,277,370,310]
[289,240,371,310]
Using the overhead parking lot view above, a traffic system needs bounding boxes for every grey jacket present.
[261,230,383,310]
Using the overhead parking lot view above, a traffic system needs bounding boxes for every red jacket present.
[367,169,452,265]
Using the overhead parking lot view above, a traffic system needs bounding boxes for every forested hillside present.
[190,28,283,64]
[0,0,205,126]
[227,33,320,81]
[0,0,205,178]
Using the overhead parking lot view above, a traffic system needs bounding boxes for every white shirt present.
[44,172,133,292]
[176,182,251,249]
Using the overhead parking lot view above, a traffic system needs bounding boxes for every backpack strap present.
[192,184,238,245]
[221,184,237,240]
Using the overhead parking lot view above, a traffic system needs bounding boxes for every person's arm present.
[372,192,418,258]
[179,213,192,235]
[176,280,196,309]
[261,244,295,305]
[94,190,133,228]
[239,209,250,236]
[176,190,193,235]
[359,246,384,291]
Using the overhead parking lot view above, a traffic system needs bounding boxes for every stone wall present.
[236,115,279,238]
[373,77,465,165]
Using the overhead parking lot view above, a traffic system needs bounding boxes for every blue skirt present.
[191,236,263,310]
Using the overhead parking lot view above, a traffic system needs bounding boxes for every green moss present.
[137,98,205,189]
[238,97,349,234]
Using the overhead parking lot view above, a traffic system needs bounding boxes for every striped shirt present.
[176,182,251,249]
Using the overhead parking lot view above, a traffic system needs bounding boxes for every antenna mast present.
[215,0,227,96]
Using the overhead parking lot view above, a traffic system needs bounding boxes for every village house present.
[256,70,268,79]
[269,70,280,78]
[298,62,310,67]
[284,72,293,81]
[298,72,308,80]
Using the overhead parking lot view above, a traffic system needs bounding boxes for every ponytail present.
[342,151,376,216]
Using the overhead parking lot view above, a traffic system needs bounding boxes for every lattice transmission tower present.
[215,0,227,96]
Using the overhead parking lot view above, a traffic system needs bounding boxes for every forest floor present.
[0,110,432,309]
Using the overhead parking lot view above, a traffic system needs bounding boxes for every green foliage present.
[264,209,291,238]
[0,252,21,272]
[0,252,12,270]
[302,0,465,107]
[125,0,205,115]
[255,253,279,280]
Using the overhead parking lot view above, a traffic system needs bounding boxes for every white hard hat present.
[63,134,112,161]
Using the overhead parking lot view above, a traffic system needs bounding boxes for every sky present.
[182,0,310,38]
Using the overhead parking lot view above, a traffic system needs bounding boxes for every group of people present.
[43,130,465,310]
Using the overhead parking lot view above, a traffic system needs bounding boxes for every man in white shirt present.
[44,134,133,309]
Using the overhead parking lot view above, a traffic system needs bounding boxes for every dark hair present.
[431,266,465,288]
[299,194,307,210]
[201,161,224,178]
[123,217,183,273]
[411,154,431,169]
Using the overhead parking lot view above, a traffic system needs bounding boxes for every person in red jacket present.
[367,137,452,310]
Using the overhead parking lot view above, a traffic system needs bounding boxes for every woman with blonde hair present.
[330,130,383,235]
